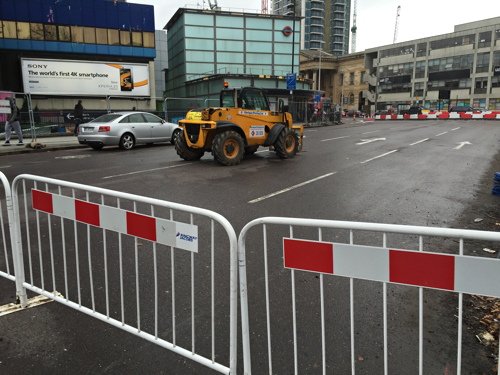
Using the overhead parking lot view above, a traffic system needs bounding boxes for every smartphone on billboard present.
[120,67,133,91]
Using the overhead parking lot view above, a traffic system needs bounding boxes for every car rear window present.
[90,114,122,123]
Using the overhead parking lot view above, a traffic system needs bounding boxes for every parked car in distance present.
[77,112,182,150]
[449,106,473,112]
[400,106,423,115]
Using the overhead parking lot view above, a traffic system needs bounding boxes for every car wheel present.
[90,144,104,151]
[212,130,245,166]
[171,129,181,145]
[119,133,135,150]
[274,127,298,159]
[175,131,204,161]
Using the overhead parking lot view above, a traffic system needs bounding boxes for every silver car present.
[77,111,182,150]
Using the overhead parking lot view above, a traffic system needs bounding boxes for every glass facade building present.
[165,8,306,100]
[272,0,351,56]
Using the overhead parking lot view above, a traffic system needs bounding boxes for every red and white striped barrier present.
[31,189,199,252]
[375,111,500,120]
[284,239,500,297]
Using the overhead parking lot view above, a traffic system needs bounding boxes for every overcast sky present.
[131,0,499,52]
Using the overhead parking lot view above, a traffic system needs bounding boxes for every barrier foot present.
[0,292,63,317]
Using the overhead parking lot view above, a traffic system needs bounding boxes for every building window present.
[44,24,57,41]
[83,27,96,44]
[71,26,83,43]
[108,29,120,46]
[339,73,344,85]
[58,25,70,42]
[349,93,354,104]
[428,55,474,72]
[430,35,475,50]
[492,76,500,88]
[96,28,108,45]
[17,22,30,39]
[0,20,154,49]
[3,21,16,39]
[475,77,488,94]
[416,42,427,57]
[120,30,131,46]
[476,53,490,73]
[478,31,491,48]
[493,51,500,66]
[143,31,155,48]
[349,72,354,85]
[132,31,142,47]
[30,23,44,40]
[414,82,425,97]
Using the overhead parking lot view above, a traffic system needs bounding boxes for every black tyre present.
[274,127,299,159]
[90,144,104,151]
[244,145,259,155]
[119,133,135,150]
[212,130,245,166]
[170,129,181,145]
[175,131,204,161]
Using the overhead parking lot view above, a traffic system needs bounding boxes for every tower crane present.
[350,0,357,53]
[393,5,401,44]
[207,0,218,10]
[261,0,268,14]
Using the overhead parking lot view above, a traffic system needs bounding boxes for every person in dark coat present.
[73,100,83,135]
[3,97,23,146]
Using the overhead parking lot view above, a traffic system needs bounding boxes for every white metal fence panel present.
[11,174,238,374]
[238,217,500,375]
[0,172,16,284]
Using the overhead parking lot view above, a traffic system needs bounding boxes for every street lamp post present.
[317,40,326,91]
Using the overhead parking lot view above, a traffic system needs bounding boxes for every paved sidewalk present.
[0,133,85,156]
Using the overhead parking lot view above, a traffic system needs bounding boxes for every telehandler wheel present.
[274,127,299,159]
[212,130,245,166]
[175,131,205,161]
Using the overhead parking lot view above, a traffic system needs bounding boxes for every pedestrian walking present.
[73,100,83,135]
[3,97,23,146]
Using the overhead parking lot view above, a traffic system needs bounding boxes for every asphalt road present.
[1,119,499,374]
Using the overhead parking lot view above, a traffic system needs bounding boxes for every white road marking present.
[451,127,460,131]
[435,131,448,136]
[360,150,398,164]
[362,130,380,134]
[454,141,472,150]
[55,155,91,159]
[248,172,336,203]
[103,163,190,179]
[0,165,12,169]
[409,138,429,146]
[321,136,350,142]
[356,138,386,145]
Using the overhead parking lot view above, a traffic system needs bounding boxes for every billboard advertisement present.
[21,59,150,97]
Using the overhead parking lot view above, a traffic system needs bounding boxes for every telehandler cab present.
[175,86,303,166]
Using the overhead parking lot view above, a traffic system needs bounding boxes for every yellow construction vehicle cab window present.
[241,88,270,111]
[221,90,235,107]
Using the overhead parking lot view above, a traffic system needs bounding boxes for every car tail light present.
[98,126,111,132]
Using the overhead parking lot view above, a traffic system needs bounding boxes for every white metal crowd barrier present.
[238,217,500,375]
[8,174,238,374]
[0,172,17,285]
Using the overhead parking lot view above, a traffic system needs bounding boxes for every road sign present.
[286,73,296,90]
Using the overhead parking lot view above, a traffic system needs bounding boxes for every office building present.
[273,0,351,56]
[363,17,500,111]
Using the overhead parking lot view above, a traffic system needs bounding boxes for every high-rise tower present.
[272,0,351,55]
